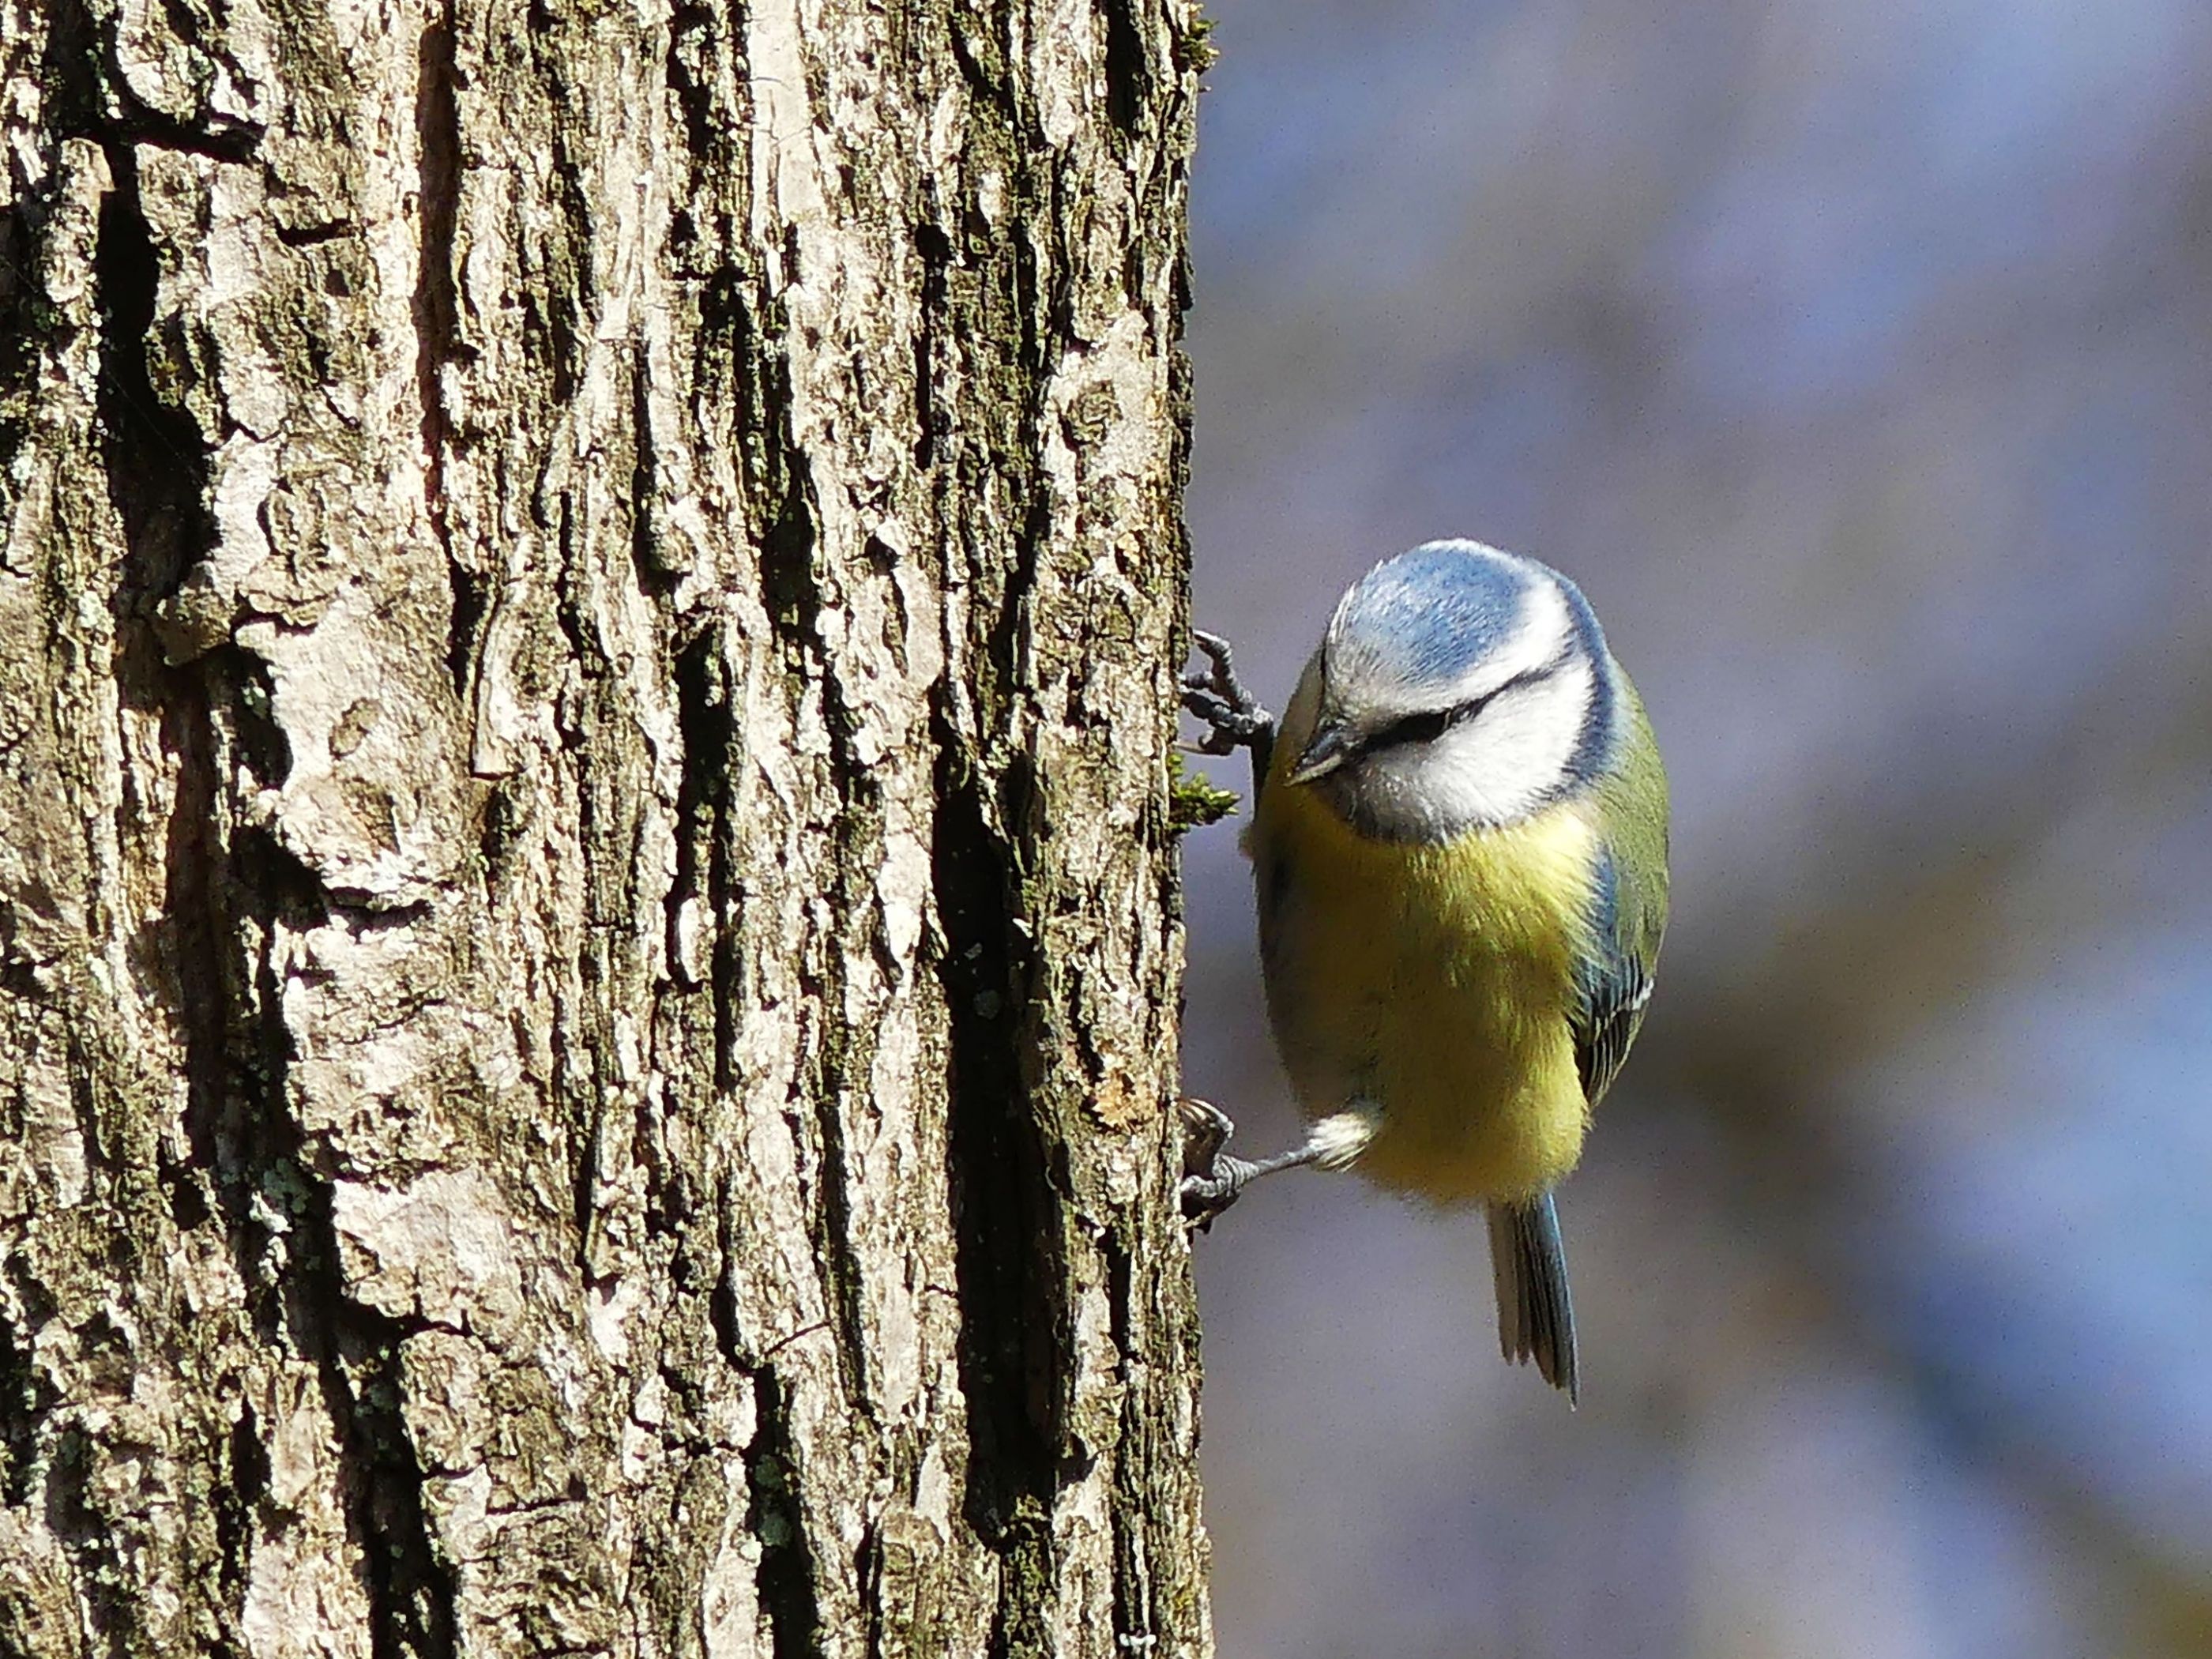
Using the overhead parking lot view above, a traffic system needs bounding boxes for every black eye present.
[1373,708,1454,750]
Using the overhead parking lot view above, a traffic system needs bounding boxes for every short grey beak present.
[1287,720,1353,785]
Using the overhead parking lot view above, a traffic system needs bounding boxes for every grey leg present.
[1178,1098,1377,1228]
[1183,630,1275,784]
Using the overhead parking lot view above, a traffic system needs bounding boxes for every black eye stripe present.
[1366,660,1558,754]
[1372,707,1454,749]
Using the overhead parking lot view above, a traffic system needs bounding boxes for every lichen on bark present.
[0,0,1211,1652]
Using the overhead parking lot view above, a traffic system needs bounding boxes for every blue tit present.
[1183,539,1669,1404]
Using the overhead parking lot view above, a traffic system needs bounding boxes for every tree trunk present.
[0,0,1208,1652]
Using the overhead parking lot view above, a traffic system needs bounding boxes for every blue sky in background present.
[1177,3,2212,1654]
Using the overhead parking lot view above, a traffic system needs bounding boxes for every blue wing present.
[1572,845,1657,1108]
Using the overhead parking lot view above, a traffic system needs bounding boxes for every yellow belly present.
[1249,782,1599,1204]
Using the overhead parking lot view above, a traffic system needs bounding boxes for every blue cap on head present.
[1327,540,1541,690]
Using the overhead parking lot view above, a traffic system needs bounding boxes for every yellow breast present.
[1249,780,1599,1204]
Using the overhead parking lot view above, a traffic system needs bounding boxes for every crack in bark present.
[744,1367,826,1659]
[754,416,821,641]
[216,1402,270,1650]
[414,1,476,704]
[543,495,641,1288]
[708,1172,747,1370]
[211,643,295,786]
[702,1195,833,1658]
[165,801,462,1659]
[661,0,728,171]
[1099,0,1148,137]
[1104,1233,1161,1656]
[931,716,1062,1547]
[94,137,213,611]
[0,1299,58,1509]
[912,221,954,469]
[269,216,360,249]
[143,685,444,1656]
[671,630,739,1069]
[0,205,39,480]
[628,331,680,593]
[802,1037,873,1414]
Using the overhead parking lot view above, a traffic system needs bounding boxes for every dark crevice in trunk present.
[756,428,822,641]
[629,332,682,593]
[933,718,1064,1556]
[215,1401,270,1650]
[672,630,740,1082]
[0,197,38,480]
[322,1318,461,1659]
[709,1172,748,1371]
[912,221,954,469]
[552,150,599,318]
[807,1043,873,1413]
[1104,1232,1162,1655]
[444,555,487,710]
[95,137,212,612]
[918,47,1085,1621]
[415,2,476,703]
[212,643,295,788]
[175,788,460,1659]
[663,0,732,171]
[0,1299,58,1508]
[1100,0,1148,137]
[746,1367,826,1659]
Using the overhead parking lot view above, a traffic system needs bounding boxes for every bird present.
[1180,539,1670,1404]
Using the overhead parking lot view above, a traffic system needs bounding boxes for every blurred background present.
[1175,2,2212,1654]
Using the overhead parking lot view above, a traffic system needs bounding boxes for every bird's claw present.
[1182,630,1272,757]
[1180,1161,1263,1231]
[1178,1097,1252,1230]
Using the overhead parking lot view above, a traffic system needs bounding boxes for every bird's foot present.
[1178,1097,1255,1230]
[1182,630,1273,757]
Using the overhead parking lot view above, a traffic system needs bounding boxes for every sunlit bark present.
[0,0,1209,1650]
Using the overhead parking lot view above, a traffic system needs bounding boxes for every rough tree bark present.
[0,0,1209,1652]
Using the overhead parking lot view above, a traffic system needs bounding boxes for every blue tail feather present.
[1486,1194,1579,1405]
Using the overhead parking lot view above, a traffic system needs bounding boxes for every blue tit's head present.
[1288,540,1620,842]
